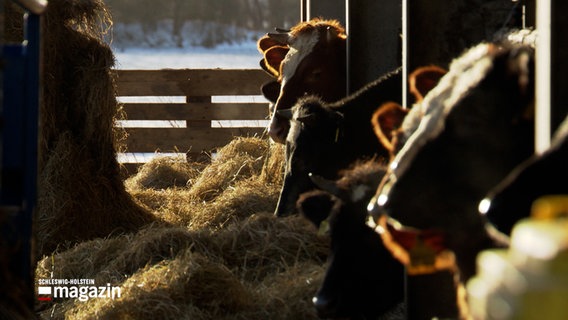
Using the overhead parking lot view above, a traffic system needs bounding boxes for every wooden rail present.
[113,68,273,174]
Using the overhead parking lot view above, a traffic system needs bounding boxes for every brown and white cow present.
[257,18,347,143]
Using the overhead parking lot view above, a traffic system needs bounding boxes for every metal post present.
[304,0,346,26]
[1,1,44,308]
[536,0,568,153]
[346,0,401,93]
[403,0,520,106]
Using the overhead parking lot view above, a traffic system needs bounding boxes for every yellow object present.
[467,195,568,319]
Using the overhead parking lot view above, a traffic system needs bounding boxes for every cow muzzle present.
[268,117,290,144]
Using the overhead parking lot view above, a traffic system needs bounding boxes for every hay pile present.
[36,137,331,319]
[37,0,156,256]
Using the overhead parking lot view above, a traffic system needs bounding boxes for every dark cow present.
[257,18,348,143]
[297,160,405,319]
[369,41,536,283]
[479,114,568,235]
[274,68,404,216]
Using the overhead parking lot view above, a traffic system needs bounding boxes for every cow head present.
[297,160,404,319]
[258,18,347,143]
[273,97,345,217]
[369,43,536,282]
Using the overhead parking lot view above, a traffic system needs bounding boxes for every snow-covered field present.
[113,43,261,70]
[113,40,270,163]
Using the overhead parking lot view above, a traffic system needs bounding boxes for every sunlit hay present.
[34,219,327,319]
[214,213,329,282]
[260,141,285,185]
[189,137,271,201]
[252,262,325,320]
[124,155,206,191]
[35,225,209,287]
[37,134,157,255]
[127,188,196,226]
[62,250,250,320]
[37,0,155,256]
[122,136,284,229]
[188,177,281,230]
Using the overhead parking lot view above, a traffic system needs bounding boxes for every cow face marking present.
[280,31,320,86]
[268,31,320,143]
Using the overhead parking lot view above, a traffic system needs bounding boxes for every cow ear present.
[409,65,446,102]
[264,46,289,78]
[260,59,279,77]
[372,102,408,152]
[258,34,288,53]
[261,80,281,103]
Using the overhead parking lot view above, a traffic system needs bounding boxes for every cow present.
[274,68,404,217]
[368,41,536,284]
[479,114,568,235]
[297,160,405,319]
[257,18,348,143]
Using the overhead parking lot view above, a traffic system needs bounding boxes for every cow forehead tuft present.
[290,18,346,37]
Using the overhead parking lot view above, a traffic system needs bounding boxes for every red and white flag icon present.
[38,286,52,301]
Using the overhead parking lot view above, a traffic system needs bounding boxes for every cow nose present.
[312,295,338,318]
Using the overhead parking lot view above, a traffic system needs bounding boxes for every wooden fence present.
[113,68,273,174]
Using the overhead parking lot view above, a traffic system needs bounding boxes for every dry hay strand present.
[63,250,250,320]
[249,262,325,320]
[35,225,209,287]
[189,137,272,201]
[260,140,285,185]
[37,133,157,255]
[187,177,281,230]
[125,136,285,229]
[37,0,155,255]
[128,188,196,226]
[213,213,329,282]
[124,155,206,191]
[39,250,250,320]
[35,217,328,319]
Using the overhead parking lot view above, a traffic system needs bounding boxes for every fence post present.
[535,0,568,152]
[346,0,401,93]
[186,95,212,162]
[302,0,345,25]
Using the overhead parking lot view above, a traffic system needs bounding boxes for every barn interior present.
[1,0,567,319]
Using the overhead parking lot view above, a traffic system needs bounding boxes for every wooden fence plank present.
[121,103,269,121]
[113,69,273,96]
[123,127,267,153]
